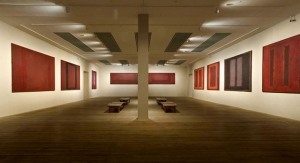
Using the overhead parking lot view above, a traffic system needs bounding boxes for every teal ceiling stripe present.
[192,33,231,52]
[119,60,129,66]
[165,33,192,52]
[94,32,121,52]
[99,60,111,65]
[174,60,186,65]
[157,60,167,66]
[54,32,94,52]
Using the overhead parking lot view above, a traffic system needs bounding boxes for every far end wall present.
[98,65,187,97]
[189,15,300,121]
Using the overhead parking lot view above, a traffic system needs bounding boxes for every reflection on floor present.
[0,97,300,162]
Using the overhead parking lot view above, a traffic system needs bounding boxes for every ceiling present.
[1,0,300,67]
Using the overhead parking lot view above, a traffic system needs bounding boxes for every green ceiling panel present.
[174,60,186,65]
[157,60,167,66]
[99,60,111,65]
[94,32,121,52]
[192,33,231,52]
[54,32,94,52]
[119,60,129,66]
[165,33,192,52]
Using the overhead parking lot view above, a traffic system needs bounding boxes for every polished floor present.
[0,97,300,163]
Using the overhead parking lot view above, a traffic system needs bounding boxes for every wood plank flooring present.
[0,97,300,162]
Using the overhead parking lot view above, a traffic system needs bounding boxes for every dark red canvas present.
[194,67,204,90]
[224,51,252,91]
[263,35,300,93]
[92,70,97,89]
[207,62,219,90]
[148,73,175,84]
[61,60,80,90]
[12,44,55,92]
[110,73,138,84]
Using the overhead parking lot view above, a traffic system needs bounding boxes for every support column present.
[138,14,149,120]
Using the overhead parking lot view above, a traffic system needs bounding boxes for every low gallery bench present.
[156,98,167,105]
[160,102,177,113]
[119,98,130,105]
[107,102,125,113]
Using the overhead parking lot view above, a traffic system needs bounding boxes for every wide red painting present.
[207,62,219,90]
[263,34,300,93]
[61,60,80,90]
[194,67,204,90]
[92,70,97,89]
[148,73,175,84]
[110,73,138,84]
[12,44,55,92]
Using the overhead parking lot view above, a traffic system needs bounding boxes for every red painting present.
[263,34,300,93]
[61,60,80,90]
[92,70,97,89]
[207,62,219,90]
[11,44,55,92]
[148,73,175,84]
[194,67,204,90]
[110,73,138,84]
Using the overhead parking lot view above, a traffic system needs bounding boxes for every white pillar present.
[138,14,149,119]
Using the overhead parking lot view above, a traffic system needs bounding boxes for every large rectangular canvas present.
[61,60,80,90]
[224,51,252,91]
[148,73,175,84]
[92,70,97,89]
[194,67,204,90]
[207,62,219,90]
[110,73,138,84]
[263,34,300,93]
[11,44,55,92]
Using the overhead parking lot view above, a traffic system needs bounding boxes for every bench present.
[161,102,177,113]
[119,98,130,105]
[156,98,167,105]
[107,102,124,113]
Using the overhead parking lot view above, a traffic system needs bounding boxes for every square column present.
[138,14,149,119]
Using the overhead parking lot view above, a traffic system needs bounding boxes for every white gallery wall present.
[98,65,187,97]
[0,20,101,118]
[189,15,300,121]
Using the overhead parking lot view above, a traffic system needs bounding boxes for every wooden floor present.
[0,97,300,163]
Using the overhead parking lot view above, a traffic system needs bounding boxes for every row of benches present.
[156,98,177,113]
[107,98,177,113]
[107,98,130,113]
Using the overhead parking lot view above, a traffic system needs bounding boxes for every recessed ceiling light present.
[226,3,234,6]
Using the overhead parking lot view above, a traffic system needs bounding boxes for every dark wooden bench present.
[119,98,130,105]
[161,102,177,113]
[107,102,125,113]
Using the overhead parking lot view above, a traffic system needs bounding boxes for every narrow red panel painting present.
[110,73,138,84]
[61,60,80,90]
[207,62,219,90]
[11,44,55,92]
[194,67,204,90]
[148,73,175,84]
[92,70,97,89]
[263,34,300,93]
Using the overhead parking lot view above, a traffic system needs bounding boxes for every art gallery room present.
[0,0,300,162]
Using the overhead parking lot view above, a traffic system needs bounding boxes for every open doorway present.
[84,71,89,100]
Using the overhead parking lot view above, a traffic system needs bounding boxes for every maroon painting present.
[194,67,204,90]
[110,73,138,84]
[61,60,80,90]
[224,51,252,91]
[263,35,300,93]
[11,44,55,92]
[148,73,175,84]
[92,70,97,89]
[207,62,219,90]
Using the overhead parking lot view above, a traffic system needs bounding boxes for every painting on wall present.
[110,73,138,84]
[61,60,80,90]
[92,70,97,89]
[224,51,252,91]
[11,44,55,92]
[194,67,204,90]
[207,62,219,90]
[263,34,300,93]
[148,73,175,84]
